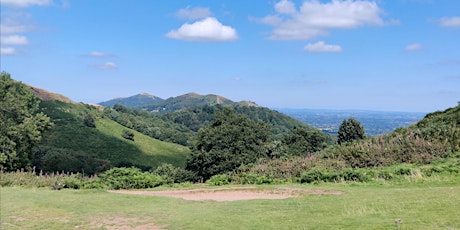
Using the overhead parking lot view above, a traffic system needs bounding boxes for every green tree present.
[185,108,271,179]
[282,128,328,156]
[0,72,52,171]
[83,113,96,128]
[337,117,365,144]
[122,129,135,141]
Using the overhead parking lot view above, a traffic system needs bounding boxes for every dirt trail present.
[110,186,343,202]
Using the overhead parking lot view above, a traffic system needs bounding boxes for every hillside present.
[99,93,163,108]
[140,92,239,113]
[36,100,189,174]
[98,92,323,144]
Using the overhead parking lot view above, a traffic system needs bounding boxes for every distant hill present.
[142,93,240,113]
[100,92,259,113]
[98,92,330,143]
[99,93,163,108]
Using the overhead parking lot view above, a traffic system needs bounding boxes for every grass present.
[2,180,459,229]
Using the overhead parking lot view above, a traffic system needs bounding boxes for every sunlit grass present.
[2,180,459,229]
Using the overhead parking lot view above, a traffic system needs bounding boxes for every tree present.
[185,108,271,179]
[282,128,328,156]
[337,117,365,144]
[83,113,96,128]
[122,129,135,141]
[0,72,52,171]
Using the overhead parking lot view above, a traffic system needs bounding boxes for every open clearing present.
[109,186,343,201]
[2,182,459,229]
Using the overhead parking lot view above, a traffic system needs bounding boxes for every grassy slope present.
[1,179,459,229]
[39,101,189,169]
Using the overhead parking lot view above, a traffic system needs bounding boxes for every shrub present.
[207,174,230,186]
[339,168,371,182]
[153,163,197,183]
[96,167,164,189]
[122,129,135,141]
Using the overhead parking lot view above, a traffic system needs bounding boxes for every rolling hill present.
[99,93,163,108]
[99,92,329,144]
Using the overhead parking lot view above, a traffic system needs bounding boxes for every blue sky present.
[1,0,459,112]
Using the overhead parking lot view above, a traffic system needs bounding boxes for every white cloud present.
[275,0,296,15]
[0,0,53,7]
[166,17,238,42]
[439,17,460,28]
[93,62,117,69]
[258,0,386,40]
[175,6,212,20]
[405,43,422,52]
[304,41,342,52]
[88,51,115,58]
[0,47,17,55]
[0,35,29,45]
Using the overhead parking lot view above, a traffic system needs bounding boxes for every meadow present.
[2,177,459,230]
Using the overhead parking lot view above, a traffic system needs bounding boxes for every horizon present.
[1,0,459,113]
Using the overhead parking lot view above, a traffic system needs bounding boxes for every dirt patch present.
[110,186,343,202]
[75,216,164,230]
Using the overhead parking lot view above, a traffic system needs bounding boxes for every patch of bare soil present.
[110,186,343,202]
[75,216,164,230]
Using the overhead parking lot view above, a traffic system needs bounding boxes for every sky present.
[1,0,459,113]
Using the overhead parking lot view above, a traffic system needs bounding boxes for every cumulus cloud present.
[175,6,212,20]
[257,0,386,40]
[1,35,29,45]
[0,0,53,7]
[438,17,460,28]
[0,47,17,56]
[93,62,118,69]
[275,0,296,15]
[405,43,422,52]
[166,17,238,42]
[304,41,342,52]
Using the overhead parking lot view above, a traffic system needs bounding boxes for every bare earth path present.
[109,186,343,202]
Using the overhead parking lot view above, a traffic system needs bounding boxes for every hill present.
[35,99,189,174]
[99,93,163,108]
[29,85,75,104]
[99,92,323,144]
[140,92,241,113]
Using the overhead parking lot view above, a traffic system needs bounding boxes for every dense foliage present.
[337,117,365,144]
[282,127,330,156]
[185,108,271,179]
[0,72,52,171]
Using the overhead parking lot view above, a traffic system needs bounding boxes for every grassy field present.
[2,178,459,230]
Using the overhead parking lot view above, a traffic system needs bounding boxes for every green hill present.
[99,92,328,144]
[140,92,237,113]
[99,93,163,108]
[36,100,189,174]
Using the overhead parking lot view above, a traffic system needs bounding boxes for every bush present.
[207,174,230,186]
[301,169,337,183]
[153,163,197,183]
[339,168,371,182]
[122,129,135,141]
[96,167,164,189]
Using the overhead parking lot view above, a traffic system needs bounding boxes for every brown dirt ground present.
[109,186,343,202]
